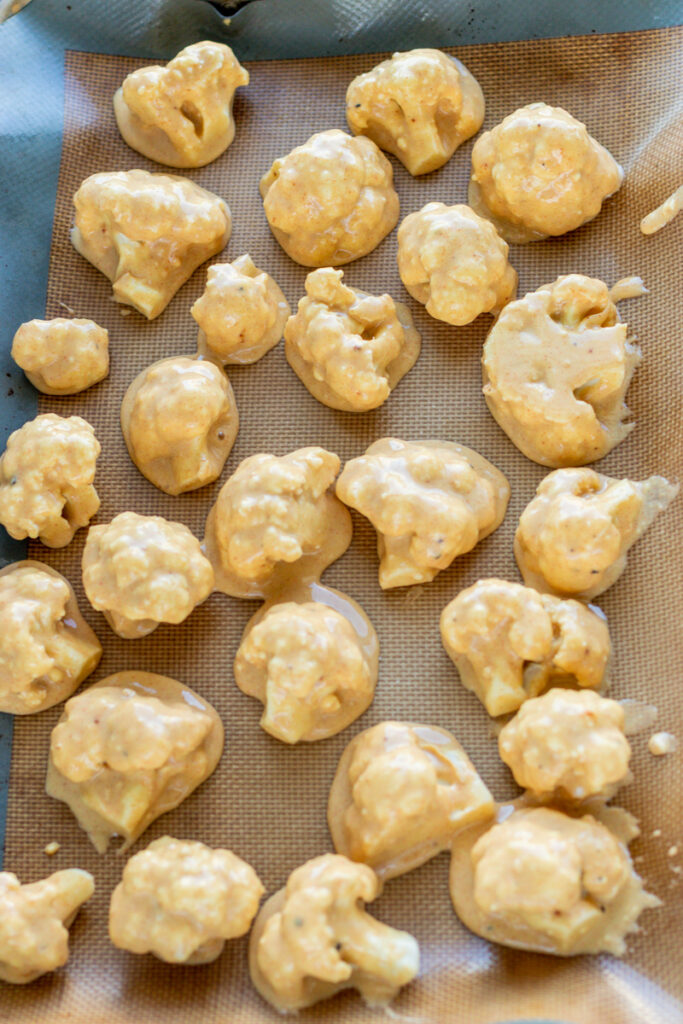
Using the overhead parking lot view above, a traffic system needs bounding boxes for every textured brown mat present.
[3,27,683,1023]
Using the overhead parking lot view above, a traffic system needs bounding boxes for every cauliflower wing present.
[11,317,109,395]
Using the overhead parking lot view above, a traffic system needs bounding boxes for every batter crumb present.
[648,732,677,756]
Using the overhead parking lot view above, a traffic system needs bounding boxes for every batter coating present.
[11,318,109,395]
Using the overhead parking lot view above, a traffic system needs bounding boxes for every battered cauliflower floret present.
[284,267,421,411]
[82,511,214,638]
[114,41,249,168]
[109,836,263,964]
[440,578,610,717]
[0,414,100,548]
[0,869,94,984]
[0,562,101,715]
[346,48,484,176]
[71,169,231,319]
[46,671,224,853]
[11,318,109,395]
[205,447,352,598]
[328,721,494,880]
[259,129,399,267]
[499,690,631,800]
[249,854,419,1012]
[234,600,378,743]
[515,468,679,599]
[483,275,641,467]
[397,203,517,326]
[336,438,509,589]
[121,356,239,495]
[469,103,624,243]
[192,254,290,365]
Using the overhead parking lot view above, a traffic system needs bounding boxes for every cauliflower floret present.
[483,275,641,467]
[46,671,224,853]
[284,267,421,412]
[515,468,679,599]
[204,447,352,598]
[469,103,623,243]
[234,599,378,743]
[0,562,101,715]
[336,438,509,589]
[397,203,517,326]
[328,721,494,880]
[82,511,214,638]
[114,41,249,168]
[121,356,239,495]
[109,836,263,964]
[192,254,290,365]
[346,48,484,176]
[440,578,611,717]
[0,869,94,984]
[71,169,231,319]
[499,690,631,800]
[259,129,399,267]
[249,854,419,1012]
[0,413,100,548]
[11,318,109,395]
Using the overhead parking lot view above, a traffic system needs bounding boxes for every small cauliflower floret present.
[109,836,263,964]
[0,869,94,984]
[82,511,214,638]
[204,447,352,598]
[114,41,249,168]
[0,562,101,715]
[71,169,231,319]
[259,129,399,267]
[11,318,109,395]
[336,438,509,589]
[192,254,290,365]
[121,356,239,495]
[328,721,494,880]
[397,203,517,326]
[499,690,631,800]
[440,578,610,717]
[515,468,679,599]
[483,275,641,467]
[284,267,421,411]
[469,103,624,243]
[0,414,100,548]
[346,48,484,176]
[46,671,224,853]
[249,854,419,1012]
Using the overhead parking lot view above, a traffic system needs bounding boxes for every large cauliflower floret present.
[397,203,517,326]
[284,267,421,411]
[114,41,249,168]
[0,869,94,984]
[11,318,109,395]
[0,562,101,715]
[469,103,624,243]
[47,672,224,853]
[346,48,484,176]
[483,275,641,467]
[515,468,679,599]
[82,511,214,638]
[121,356,239,495]
[192,254,290,365]
[499,690,631,800]
[259,129,399,267]
[249,854,420,1012]
[328,721,494,880]
[336,438,509,589]
[109,836,263,964]
[205,447,352,598]
[234,600,377,743]
[0,413,100,548]
[439,578,610,717]
[71,170,231,319]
